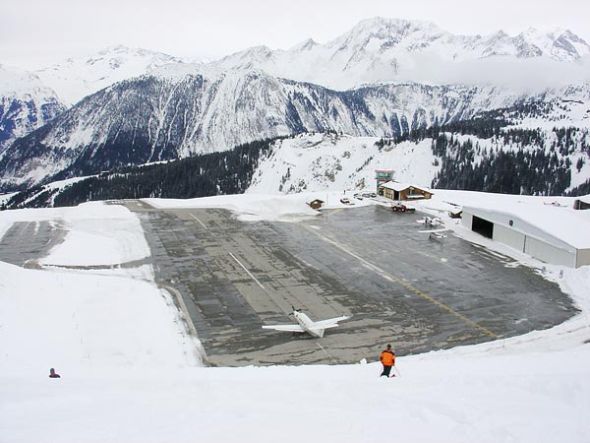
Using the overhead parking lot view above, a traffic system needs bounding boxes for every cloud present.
[397,53,590,91]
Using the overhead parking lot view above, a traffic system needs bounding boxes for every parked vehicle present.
[391,203,416,213]
[340,197,351,204]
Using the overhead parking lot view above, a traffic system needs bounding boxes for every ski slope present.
[0,194,589,443]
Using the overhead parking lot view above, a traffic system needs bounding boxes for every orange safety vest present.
[380,350,395,366]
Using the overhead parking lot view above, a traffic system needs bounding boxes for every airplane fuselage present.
[293,311,325,338]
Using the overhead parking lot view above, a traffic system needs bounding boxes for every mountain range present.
[212,18,590,90]
[1,17,589,196]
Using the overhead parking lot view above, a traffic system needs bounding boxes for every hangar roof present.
[463,201,590,250]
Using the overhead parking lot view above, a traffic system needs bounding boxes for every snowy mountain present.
[213,18,590,90]
[28,18,590,107]
[5,119,590,209]
[0,65,64,155]
[0,68,536,190]
[2,18,589,194]
[35,45,188,105]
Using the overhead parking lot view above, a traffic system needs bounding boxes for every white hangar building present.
[462,203,590,268]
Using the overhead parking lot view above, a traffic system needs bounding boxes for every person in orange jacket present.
[379,344,396,377]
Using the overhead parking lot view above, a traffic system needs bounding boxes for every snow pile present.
[0,202,150,266]
[145,193,320,222]
[40,202,150,266]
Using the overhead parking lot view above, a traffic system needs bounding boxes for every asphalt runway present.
[121,201,577,366]
[0,221,66,268]
[0,202,576,366]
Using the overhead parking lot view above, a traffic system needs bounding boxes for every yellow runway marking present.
[302,225,497,339]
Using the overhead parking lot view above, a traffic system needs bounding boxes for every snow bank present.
[1,193,590,442]
[41,203,150,266]
[0,262,198,376]
[144,191,373,222]
[0,201,198,377]
[0,202,150,266]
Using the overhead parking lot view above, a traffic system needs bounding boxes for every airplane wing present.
[262,324,305,332]
[312,315,351,328]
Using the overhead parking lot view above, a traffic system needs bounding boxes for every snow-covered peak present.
[289,38,318,52]
[328,17,446,53]
[36,45,188,105]
[0,64,58,100]
[216,45,275,71]
[513,27,590,60]
[207,18,590,91]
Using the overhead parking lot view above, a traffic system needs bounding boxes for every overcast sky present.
[2,0,590,69]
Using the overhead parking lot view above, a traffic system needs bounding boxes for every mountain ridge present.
[1,67,588,192]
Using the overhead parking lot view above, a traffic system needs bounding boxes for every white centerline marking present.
[189,214,208,230]
[228,252,266,290]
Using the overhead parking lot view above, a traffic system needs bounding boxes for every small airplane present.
[262,307,352,338]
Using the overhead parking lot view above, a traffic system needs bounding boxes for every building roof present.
[463,201,590,250]
[379,181,431,193]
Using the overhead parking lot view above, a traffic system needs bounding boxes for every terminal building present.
[379,181,433,201]
[462,204,590,268]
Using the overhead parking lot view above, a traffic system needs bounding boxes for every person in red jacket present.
[379,344,396,377]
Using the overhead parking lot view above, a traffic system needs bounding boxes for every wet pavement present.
[121,201,577,366]
[0,221,66,268]
[0,202,577,366]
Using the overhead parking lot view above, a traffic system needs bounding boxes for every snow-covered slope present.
[0,72,525,190]
[0,65,64,155]
[247,133,438,193]
[36,45,188,105]
[213,18,590,90]
[1,195,589,442]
